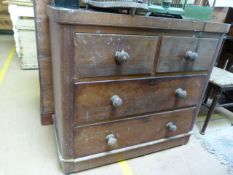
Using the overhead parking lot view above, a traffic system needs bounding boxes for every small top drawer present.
[74,33,158,78]
[156,36,219,73]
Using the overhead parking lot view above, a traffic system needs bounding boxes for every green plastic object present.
[184,5,214,21]
[148,0,187,16]
[149,5,185,15]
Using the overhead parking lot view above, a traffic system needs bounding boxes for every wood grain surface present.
[74,75,206,124]
[47,6,230,33]
[156,36,219,73]
[73,107,196,157]
[38,6,229,174]
[34,0,54,124]
[74,33,158,78]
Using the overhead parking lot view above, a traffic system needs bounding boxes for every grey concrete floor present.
[0,34,230,175]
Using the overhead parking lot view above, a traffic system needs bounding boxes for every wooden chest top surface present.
[47,6,230,33]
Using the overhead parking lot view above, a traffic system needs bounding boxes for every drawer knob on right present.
[106,134,118,147]
[166,122,177,132]
[111,95,123,108]
[175,88,187,98]
[184,51,199,61]
[115,50,130,64]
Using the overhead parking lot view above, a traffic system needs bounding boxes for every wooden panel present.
[74,33,158,78]
[47,6,230,33]
[0,14,12,30]
[73,107,195,157]
[63,136,189,173]
[0,5,8,14]
[0,0,8,13]
[34,0,54,124]
[3,0,33,6]
[156,36,219,73]
[74,75,206,124]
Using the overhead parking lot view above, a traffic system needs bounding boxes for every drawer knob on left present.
[166,122,177,132]
[106,134,118,147]
[184,51,199,61]
[111,95,123,108]
[175,88,187,98]
[115,50,130,64]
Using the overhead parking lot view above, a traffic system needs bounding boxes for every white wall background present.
[214,0,233,7]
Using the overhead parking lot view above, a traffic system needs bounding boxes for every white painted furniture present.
[8,4,38,69]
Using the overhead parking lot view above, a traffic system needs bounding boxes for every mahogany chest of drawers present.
[45,6,229,174]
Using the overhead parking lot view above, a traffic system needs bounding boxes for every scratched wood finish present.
[44,5,229,174]
[74,75,206,124]
[47,6,230,33]
[63,136,190,173]
[33,0,54,124]
[156,36,219,73]
[73,107,196,157]
[74,33,158,78]
[35,5,230,125]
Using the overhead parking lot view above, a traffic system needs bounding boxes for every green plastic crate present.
[184,4,214,21]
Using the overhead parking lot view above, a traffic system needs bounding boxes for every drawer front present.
[74,33,158,78]
[156,36,219,73]
[74,75,206,124]
[74,107,196,157]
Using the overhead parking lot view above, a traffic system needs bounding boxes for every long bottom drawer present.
[73,107,196,158]
[61,134,190,174]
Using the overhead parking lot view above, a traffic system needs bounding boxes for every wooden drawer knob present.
[111,95,123,108]
[115,50,130,64]
[175,88,187,98]
[166,122,177,132]
[106,134,117,147]
[184,51,198,61]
